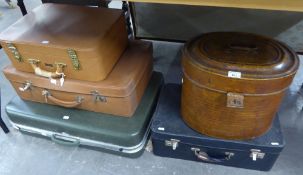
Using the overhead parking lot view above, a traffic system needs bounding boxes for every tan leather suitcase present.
[3,41,152,117]
[181,32,299,140]
[0,3,128,82]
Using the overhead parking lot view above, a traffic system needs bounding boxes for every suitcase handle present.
[51,134,80,146]
[28,59,66,79]
[42,90,84,108]
[191,148,234,163]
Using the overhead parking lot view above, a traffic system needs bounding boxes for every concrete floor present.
[0,1,303,175]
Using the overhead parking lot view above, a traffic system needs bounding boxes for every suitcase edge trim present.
[10,121,151,154]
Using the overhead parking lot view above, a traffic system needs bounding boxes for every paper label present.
[41,40,49,44]
[228,71,241,79]
[63,116,70,120]
[158,127,165,131]
[60,76,65,87]
[271,142,279,146]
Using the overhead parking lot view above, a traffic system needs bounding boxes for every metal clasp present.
[250,149,265,161]
[54,62,67,68]
[76,96,84,103]
[67,48,80,70]
[7,43,22,62]
[28,58,40,65]
[165,139,180,150]
[18,81,32,92]
[91,90,107,103]
[227,92,244,108]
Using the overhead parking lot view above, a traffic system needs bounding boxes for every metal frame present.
[10,120,151,154]
[17,0,27,15]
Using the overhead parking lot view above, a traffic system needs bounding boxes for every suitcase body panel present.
[181,32,299,139]
[6,72,163,157]
[151,84,285,171]
[3,41,152,117]
[181,76,285,139]
[0,3,128,81]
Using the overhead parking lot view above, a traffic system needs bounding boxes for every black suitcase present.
[151,84,285,171]
[6,72,163,158]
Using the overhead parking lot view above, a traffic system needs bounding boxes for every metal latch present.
[18,81,32,92]
[91,90,107,103]
[227,92,244,108]
[67,48,80,70]
[165,139,180,150]
[250,149,265,161]
[28,58,40,65]
[7,43,22,62]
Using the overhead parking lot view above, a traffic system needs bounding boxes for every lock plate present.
[7,43,22,62]
[91,91,107,103]
[67,48,80,70]
[250,149,265,161]
[18,81,32,92]
[227,92,244,108]
[165,139,180,150]
[28,58,40,65]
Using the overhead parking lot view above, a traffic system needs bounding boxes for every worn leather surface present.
[3,41,153,117]
[0,3,128,81]
[181,32,299,139]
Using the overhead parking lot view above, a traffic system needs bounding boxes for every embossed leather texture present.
[3,41,153,117]
[0,3,128,81]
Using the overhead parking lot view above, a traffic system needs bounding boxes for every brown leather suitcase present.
[3,41,152,117]
[181,32,299,140]
[0,3,128,82]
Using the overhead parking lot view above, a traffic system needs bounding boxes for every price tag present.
[228,71,241,79]
[60,76,65,87]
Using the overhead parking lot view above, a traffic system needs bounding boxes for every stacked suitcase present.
[150,32,299,171]
[151,84,285,171]
[1,3,163,157]
[0,3,299,172]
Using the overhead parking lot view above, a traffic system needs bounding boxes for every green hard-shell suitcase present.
[6,72,163,158]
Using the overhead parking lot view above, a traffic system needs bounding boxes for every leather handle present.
[28,59,66,79]
[191,148,234,163]
[42,90,83,108]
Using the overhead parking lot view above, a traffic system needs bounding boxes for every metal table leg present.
[122,1,133,38]
[0,120,9,133]
[17,0,27,16]
[0,90,9,133]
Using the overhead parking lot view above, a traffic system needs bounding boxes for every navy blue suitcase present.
[151,84,285,171]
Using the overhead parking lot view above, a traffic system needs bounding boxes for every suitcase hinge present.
[67,48,80,70]
[91,90,107,103]
[7,43,22,62]
[250,149,265,161]
[165,139,180,150]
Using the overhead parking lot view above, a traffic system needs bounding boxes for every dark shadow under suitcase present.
[6,72,163,158]
[151,84,285,171]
